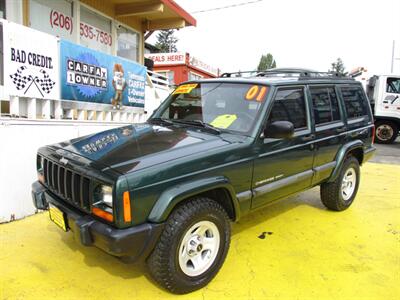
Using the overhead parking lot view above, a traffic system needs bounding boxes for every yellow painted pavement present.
[1,162,399,300]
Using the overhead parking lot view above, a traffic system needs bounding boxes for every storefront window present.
[30,0,74,42]
[117,26,139,62]
[189,72,203,81]
[80,6,112,54]
[0,0,5,19]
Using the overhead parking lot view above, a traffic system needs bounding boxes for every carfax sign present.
[60,40,146,108]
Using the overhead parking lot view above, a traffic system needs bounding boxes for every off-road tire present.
[320,156,360,211]
[375,120,399,144]
[147,197,231,294]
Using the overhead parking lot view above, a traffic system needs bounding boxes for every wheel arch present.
[148,176,240,223]
[327,140,364,183]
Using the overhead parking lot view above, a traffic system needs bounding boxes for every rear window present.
[340,86,369,119]
[310,86,341,125]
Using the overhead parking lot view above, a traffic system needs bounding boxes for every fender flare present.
[327,140,364,183]
[148,176,240,223]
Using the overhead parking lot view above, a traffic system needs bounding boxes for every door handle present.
[336,126,346,133]
[301,134,315,142]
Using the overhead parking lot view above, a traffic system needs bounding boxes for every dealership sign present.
[145,53,186,65]
[189,56,219,77]
[60,40,146,108]
[2,21,60,99]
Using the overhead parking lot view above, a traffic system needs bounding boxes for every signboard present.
[2,21,60,99]
[144,53,186,66]
[189,56,219,77]
[60,40,146,108]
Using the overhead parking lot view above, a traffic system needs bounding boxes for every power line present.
[191,0,264,14]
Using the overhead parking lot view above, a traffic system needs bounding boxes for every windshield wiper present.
[149,117,174,126]
[171,119,221,135]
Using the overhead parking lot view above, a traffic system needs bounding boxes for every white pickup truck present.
[351,68,400,144]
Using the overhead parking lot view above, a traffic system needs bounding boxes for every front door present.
[252,86,315,209]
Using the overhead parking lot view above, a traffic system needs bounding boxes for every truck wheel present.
[147,197,231,294]
[320,156,360,211]
[375,121,398,144]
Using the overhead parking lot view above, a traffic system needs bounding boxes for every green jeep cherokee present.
[32,69,376,294]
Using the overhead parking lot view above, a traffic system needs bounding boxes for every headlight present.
[93,185,113,208]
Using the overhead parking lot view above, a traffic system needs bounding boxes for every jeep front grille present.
[43,158,92,211]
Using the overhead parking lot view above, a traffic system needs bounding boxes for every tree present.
[329,58,348,76]
[155,30,178,53]
[257,53,276,71]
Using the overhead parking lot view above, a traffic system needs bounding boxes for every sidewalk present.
[1,162,399,300]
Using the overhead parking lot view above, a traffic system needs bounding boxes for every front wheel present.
[147,197,231,294]
[375,120,398,144]
[320,156,360,211]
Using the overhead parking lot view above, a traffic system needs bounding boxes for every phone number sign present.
[49,9,112,53]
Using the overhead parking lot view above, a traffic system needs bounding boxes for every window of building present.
[386,77,400,94]
[156,71,174,85]
[80,6,112,54]
[310,86,341,125]
[268,88,308,130]
[30,0,74,42]
[189,72,203,81]
[0,0,5,19]
[117,25,139,62]
[341,86,369,119]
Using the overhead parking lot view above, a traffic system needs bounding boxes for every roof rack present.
[220,68,352,80]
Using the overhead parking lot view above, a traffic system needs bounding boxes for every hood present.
[52,123,232,174]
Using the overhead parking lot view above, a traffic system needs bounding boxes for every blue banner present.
[60,40,146,108]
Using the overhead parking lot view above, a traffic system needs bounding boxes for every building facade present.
[145,52,221,85]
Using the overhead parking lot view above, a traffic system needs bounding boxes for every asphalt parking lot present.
[370,137,400,164]
[1,162,399,300]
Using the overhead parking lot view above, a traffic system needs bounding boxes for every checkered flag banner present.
[9,66,31,90]
[35,69,56,94]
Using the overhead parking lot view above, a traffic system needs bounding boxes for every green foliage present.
[155,30,178,53]
[257,53,277,71]
[329,58,348,76]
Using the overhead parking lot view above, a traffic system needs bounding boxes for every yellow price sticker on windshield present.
[173,84,198,94]
[210,114,237,129]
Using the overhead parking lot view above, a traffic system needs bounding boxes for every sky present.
[153,0,400,75]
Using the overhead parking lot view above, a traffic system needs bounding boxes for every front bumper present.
[32,181,164,263]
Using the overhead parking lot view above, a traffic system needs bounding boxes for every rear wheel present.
[320,156,360,211]
[375,120,398,144]
[147,197,231,294]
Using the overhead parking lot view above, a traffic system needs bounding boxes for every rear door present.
[308,85,347,184]
[251,86,315,209]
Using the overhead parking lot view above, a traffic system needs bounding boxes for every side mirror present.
[263,121,294,139]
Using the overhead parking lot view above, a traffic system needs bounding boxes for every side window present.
[340,86,369,119]
[310,86,341,125]
[268,88,308,130]
[386,77,400,94]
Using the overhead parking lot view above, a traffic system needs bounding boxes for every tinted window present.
[386,77,400,94]
[341,86,369,119]
[310,86,341,125]
[268,88,307,129]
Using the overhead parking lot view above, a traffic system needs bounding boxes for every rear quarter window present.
[340,85,370,119]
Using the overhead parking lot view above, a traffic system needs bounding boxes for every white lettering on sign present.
[144,53,186,65]
[189,56,219,77]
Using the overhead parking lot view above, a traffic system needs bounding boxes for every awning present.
[112,0,196,31]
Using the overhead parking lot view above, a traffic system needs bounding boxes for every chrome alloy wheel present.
[178,221,220,277]
[341,167,357,201]
[376,124,394,141]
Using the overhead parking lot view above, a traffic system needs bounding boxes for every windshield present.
[155,82,269,134]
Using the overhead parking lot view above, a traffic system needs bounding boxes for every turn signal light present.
[92,207,113,222]
[123,191,132,222]
[372,125,376,144]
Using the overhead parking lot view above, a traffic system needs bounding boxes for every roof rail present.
[220,68,352,80]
